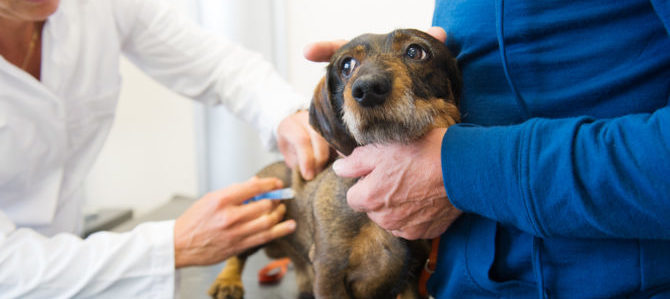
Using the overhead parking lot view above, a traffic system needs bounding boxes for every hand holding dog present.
[332,128,462,240]
[173,177,296,268]
[277,111,331,180]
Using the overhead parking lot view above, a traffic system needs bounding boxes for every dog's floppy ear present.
[309,76,357,156]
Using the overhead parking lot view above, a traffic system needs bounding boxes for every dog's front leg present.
[208,256,247,299]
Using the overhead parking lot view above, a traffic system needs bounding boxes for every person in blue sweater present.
[305,0,670,297]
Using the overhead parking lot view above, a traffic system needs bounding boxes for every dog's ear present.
[309,76,357,156]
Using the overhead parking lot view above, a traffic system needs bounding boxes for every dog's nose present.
[351,74,391,107]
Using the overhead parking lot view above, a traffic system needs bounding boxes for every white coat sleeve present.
[112,0,308,150]
[0,212,175,298]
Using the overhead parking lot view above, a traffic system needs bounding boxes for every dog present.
[208,28,461,299]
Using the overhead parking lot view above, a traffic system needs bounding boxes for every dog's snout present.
[352,74,391,107]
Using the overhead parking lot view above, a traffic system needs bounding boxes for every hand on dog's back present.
[277,110,331,180]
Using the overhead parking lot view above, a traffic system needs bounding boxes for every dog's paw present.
[208,280,244,299]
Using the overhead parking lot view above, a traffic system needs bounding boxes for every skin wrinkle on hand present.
[360,132,448,234]
[347,127,457,239]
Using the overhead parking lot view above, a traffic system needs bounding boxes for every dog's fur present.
[209,29,461,299]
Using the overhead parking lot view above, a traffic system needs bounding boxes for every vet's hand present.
[277,110,331,180]
[304,27,447,62]
[173,177,296,268]
[332,128,462,240]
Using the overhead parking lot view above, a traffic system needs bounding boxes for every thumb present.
[212,177,284,206]
[426,26,447,43]
[303,39,348,62]
[296,145,316,181]
[332,146,376,178]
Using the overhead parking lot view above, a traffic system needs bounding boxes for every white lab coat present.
[0,0,307,297]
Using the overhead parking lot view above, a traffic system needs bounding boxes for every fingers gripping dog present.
[210,29,461,299]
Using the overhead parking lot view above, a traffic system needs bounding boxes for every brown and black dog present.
[209,29,461,299]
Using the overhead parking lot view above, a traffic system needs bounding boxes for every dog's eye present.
[341,57,358,78]
[406,44,429,61]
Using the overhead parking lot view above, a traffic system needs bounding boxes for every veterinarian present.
[306,0,670,297]
[0,0,330,297]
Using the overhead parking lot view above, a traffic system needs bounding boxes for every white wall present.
[84,0,435,215]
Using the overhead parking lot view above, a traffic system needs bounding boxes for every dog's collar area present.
[418,237,441,297]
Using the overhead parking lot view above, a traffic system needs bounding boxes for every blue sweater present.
[428,0,670,298]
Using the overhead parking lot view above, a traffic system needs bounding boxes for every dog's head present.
[309,29,461,156]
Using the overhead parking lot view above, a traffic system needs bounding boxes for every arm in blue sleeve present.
[442,104,670,239]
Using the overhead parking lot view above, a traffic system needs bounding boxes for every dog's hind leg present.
[208,255,247,299]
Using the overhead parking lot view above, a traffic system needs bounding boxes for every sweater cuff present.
[441,123,536,234]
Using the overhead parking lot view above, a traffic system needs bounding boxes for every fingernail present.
[332,159,343,174]
[286,220,296,230]
[276,203,286,214]
[304,170,314,180]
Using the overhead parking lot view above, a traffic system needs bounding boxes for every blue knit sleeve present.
[442,104,670,239]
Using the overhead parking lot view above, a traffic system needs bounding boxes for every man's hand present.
[173,177,296,268]
[277,110,331,180]
[332,128,462,240]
